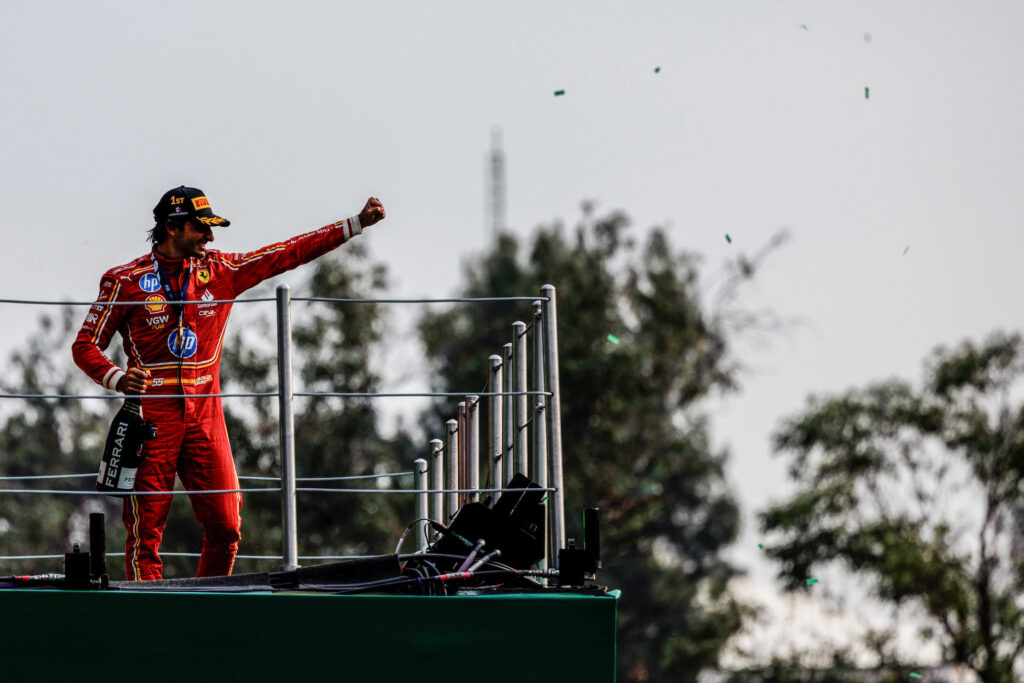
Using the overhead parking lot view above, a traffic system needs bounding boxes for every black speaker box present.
[431,473,546,569]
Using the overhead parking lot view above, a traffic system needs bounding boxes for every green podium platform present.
[1,589,618,682]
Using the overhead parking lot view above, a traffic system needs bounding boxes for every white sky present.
[3,0,1023,664]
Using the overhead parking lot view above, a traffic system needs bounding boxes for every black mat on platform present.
[109,571,272,591]
[294,554,399,585]
[109,555,402,592]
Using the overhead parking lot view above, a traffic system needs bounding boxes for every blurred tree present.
[724,644,926,682]
[760,331,1024,682]
[418,209,777,681]
[0,307,120,568]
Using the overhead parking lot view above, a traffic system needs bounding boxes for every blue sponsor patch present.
[167,328,198,359]
[139,273,161,293]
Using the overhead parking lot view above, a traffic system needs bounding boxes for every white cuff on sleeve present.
[349,214,362,237]
[103,367,125,391]
[334,216,362,240]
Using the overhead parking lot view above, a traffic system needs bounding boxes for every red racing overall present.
[72,216,362,580]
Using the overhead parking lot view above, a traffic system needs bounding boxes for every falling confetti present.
[800,24,808,31]
[654,66,661,74]
[864,32,872,43]
[758,544,764,549]
[909,675,922,680]
[865,87,870,99]
[806,578,819,585]
[606,334,620,345]
[554,89,565,96]
[903,246,910,255]
[725,234,732,244]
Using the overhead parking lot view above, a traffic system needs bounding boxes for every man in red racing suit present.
[72,186,386,580]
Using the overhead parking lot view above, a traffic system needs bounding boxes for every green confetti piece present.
[909,675,922,680]
[606,334,620,345]
[758,544,764,549]
[540,496,549,503]
[806,578,818,585]
[865,87,870,99]
[725,234,732,243]
[554,90,565,96]
[654,66,661,73]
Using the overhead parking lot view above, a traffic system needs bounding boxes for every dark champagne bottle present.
[96,397,156,494]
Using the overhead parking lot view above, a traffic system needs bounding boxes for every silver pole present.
[489,355,504,494]
[541,284,566,561]
[513,320,529,478]
[532,300,549,570]
[429,439,444,526]
[275,284,298,571]
[445,419,459,521]
[414,458,429,552]
[457,401,466,508]
[467,396,480,502]
[503,342,514,485]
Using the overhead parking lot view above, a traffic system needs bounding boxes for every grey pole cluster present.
[415,285,566,567]
[273,285,567,569]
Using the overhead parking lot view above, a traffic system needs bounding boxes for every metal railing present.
[0,285,566,570]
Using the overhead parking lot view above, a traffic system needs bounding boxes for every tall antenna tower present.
[487,127,507,241]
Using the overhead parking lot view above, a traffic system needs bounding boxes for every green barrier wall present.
[1,589,618,682]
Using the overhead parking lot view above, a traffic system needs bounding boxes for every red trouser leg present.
[121,395,242,580]
[123,408,182,581]
[179,407,242,578]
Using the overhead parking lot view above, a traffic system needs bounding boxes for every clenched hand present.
[117,367,152,394]
[359,197,386,228]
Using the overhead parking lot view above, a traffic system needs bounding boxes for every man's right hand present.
[116,368,152,394]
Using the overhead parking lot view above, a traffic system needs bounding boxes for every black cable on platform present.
[302,568,551,594]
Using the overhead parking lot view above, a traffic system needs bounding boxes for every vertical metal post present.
[414,458,429,552]
[457,401,467,507]
[541,284,566,561]
[429,439,444,526]
[489,355,504,495]
[275,284,298,571]
[531,300,549,570]
[467,396,480,502]
[513,320,529,478]
[445,419,459,521]
[503,342,514,485]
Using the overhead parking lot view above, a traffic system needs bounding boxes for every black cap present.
[153,186,230,227]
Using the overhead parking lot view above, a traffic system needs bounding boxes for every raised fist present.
[359,197,386,228]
